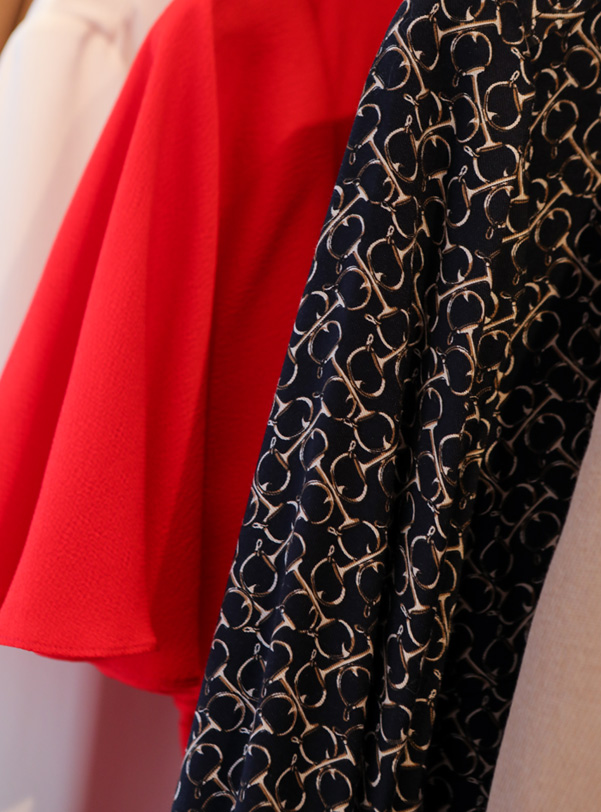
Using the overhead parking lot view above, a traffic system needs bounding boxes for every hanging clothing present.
[0,0,172,374]
[0,0,399,744]
[0,0,179,777]
[172,0,601,808]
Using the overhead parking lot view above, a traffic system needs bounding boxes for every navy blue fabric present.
[173,0,601,808]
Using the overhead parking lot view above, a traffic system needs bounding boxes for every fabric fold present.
[0,0,400,730]
[0,0,221,672]
[0,0,171,374]
[173,0,601,807]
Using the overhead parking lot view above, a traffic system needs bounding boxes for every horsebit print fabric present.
[173,0,601,809]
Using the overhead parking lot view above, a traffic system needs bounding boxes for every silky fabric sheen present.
[173,0,601,807]
[0,0,171,372]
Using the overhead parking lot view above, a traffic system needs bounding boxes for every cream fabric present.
[0,0,171,373]
[489,397,601,811]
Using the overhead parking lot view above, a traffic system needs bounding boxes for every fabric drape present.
[173,0,601,807]
[0,0,171,374]
[0,0,177,779]
[0,0,399,743]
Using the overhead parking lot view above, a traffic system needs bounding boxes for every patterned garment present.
[173,0,601,809]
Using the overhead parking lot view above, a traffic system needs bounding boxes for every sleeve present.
[0,0,403,741]
[0,0,220,694]
[172,0,601,808]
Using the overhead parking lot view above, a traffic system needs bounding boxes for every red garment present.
[0,0,398,743]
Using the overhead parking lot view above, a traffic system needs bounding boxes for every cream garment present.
[488,397,601,811]
[0,0,171,373]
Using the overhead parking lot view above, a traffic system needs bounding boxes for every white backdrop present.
[0,647,181,812]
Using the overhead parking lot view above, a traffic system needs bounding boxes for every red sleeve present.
[0,0,399,732]
[0,0,220,678]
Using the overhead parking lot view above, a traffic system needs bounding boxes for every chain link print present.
[173,0,601,808]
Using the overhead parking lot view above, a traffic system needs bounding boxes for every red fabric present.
[0,0,398,738]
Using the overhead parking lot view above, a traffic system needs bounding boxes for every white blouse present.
[0,0,171,373]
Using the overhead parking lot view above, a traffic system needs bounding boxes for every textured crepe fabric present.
[0,0,171,373]
[0,0,399,741]
[0,0,177,779]
[173,0,601,808]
